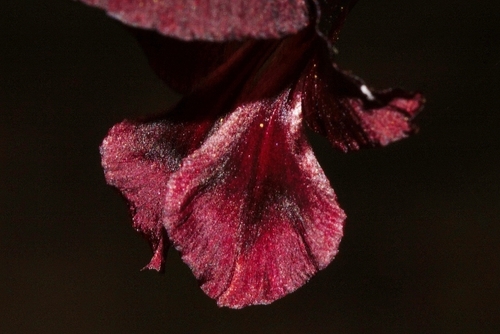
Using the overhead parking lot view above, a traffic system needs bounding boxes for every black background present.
[1,1,499,333]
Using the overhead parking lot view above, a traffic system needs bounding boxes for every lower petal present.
[163,88,345,308]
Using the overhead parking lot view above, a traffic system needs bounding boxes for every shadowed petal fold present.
[79,0,309,41]
[162,88,345,308]
[300,49,424,152]
[130,29,245,94]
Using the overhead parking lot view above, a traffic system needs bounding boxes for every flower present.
[80,0,424,308]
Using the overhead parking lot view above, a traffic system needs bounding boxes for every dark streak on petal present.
[99,36,285,272]
[163,88,344,308]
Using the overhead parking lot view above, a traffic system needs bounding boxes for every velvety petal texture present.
[79,0,309,41]
[93,0,424,308]
[101,121,172,271]
[163,89,345,307]
[100,114,212,271]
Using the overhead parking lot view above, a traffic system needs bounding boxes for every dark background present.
[1,1,499,333]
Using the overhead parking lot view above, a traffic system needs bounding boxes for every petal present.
[101,120,172,271]
[100,95,222,270]
[79,0,309,41]
[300,48,424,152]
[163,88,345,308]
[130,28,245,94]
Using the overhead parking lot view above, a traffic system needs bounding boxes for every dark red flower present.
[80,0,424,308]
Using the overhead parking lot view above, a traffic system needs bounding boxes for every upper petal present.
[300,47,424,152]
[79,0,309,41]
[163,88,345,308]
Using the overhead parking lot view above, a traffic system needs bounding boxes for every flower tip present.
[141,255,165,273]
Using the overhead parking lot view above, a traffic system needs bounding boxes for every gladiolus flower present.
[79,0,424,308]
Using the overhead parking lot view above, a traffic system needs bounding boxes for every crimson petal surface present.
[79,0,309,41]
[100,97,222,270]
[163,88,345,308]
